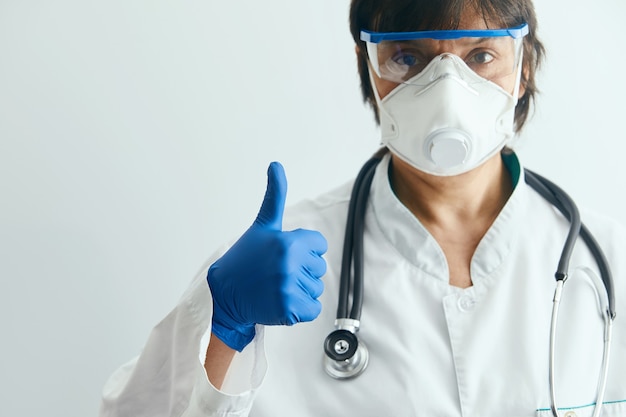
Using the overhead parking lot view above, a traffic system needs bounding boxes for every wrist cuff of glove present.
[211,321,256,352]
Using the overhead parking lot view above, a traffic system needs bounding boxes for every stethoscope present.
[322,150,616,417]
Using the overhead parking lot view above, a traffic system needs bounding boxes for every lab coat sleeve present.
[99,256,268,417]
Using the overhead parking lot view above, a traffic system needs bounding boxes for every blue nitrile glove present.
[207,162,328,352]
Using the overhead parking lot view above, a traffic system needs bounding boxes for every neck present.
[389,152,513,226]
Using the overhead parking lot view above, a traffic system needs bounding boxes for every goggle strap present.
[360,23,529,43]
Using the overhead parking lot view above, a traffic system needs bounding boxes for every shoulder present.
[581,207,626,247]
[579,207,626,269]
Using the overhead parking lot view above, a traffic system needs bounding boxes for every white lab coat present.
[100,153,626,417]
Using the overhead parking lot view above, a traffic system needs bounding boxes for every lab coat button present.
[563,412,577,417]
[457,295,476,312]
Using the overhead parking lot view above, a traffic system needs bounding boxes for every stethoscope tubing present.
[525,169,616,318]
[524,169,581,281]
[337,155,383,321]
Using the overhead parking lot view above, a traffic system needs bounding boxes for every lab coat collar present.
[369,151,528,286]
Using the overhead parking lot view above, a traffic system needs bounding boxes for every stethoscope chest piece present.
[323,329,369,379]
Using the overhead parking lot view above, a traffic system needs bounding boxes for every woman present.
[100,0,626,415]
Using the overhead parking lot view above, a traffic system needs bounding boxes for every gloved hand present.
[207,162,328,352]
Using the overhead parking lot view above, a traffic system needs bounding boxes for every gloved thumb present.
[255,161,287,230]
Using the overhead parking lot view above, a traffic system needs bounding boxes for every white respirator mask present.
[362,24,528,176]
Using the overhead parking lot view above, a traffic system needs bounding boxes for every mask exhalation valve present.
[427,128,471,169]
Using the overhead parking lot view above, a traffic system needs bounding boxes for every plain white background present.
[0,1,624,416]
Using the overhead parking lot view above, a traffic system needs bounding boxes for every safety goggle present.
[360,23,529,85]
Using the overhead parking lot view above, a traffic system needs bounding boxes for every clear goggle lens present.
[361,24,529,85]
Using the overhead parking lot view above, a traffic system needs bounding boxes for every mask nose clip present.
[429,53,465,82]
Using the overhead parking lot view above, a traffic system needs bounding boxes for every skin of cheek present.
[375,77,401,100]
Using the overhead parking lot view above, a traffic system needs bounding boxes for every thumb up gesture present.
[208,162,328,352]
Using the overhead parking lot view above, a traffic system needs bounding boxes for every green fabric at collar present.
[502,151,521,189]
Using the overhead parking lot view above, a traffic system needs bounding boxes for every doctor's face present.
[369,11,527,100]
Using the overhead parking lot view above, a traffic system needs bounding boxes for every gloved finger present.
[255,161,287,230]
[289,228,328,256]
[298,271,325,299]
[302,251,327,279]
[287,297,322,324]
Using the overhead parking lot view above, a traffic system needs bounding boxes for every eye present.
[468,51,495,65]
[383,49,427,79]
[391,52,420,67]
[377,44,428,81]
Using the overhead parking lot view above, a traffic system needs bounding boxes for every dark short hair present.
[349,0,545,132]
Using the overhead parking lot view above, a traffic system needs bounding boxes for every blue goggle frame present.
[360,23,529,43]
